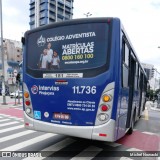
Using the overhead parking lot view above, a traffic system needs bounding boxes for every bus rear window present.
[26,22,110,76]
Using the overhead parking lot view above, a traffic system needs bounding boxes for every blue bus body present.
[22,18,147,142]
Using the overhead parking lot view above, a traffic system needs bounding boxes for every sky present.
[1,0,160,74]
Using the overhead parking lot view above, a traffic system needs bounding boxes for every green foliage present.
[146,89,154,100]
[146,88,160,100]
[155,89,160,95]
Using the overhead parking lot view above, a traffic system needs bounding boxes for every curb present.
[0,104,23,109]
[150,107,160,112]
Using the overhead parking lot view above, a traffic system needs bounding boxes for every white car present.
[10,90,23,98]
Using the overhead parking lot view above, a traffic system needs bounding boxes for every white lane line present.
[0,114,23,121]
[0,114,11,117]
[0,133,56,151]
[105,142,122,147]
[127,148,142,151]
[0,130,36,143]
[22,138,76,160]
[120,157,134,160]
[0,125,24,134]
[0,116,3,119]
[13,108,23,110]
[71,146,102,160]
[142,132,156,135]
[6,116,23,120]
[0,121,19,127]
[0,119,11,122]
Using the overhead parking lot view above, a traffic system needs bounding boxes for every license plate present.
[53,113,70,120]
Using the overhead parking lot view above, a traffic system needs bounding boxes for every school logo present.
[31,85,38,94]
[37,35,46,47]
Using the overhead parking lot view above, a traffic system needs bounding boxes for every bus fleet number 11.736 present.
[72,86,96,94]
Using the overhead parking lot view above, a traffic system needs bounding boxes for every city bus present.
[22,18,148,142]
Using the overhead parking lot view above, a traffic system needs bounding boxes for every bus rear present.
[23,18,119,142]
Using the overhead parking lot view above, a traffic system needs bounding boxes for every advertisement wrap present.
[27,23,108,71]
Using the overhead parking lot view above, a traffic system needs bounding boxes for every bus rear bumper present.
[24,112,116,141]
[92,119,116,142]
[24,112,93,139]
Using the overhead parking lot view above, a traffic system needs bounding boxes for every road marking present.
[144,109,149,120]
[71,146,102,160]
[0,116,3,119]
[126,148,142,151]
[105,142,122,147]
[0,133,56,151]
[0,121,19,127]
[120,157,134,160]
[14,108,23,110]
[0,119,11,122]
[0,130,35,143]
[0,125,24,134]
[7,116,23,121]
[0,114,23,121]
[142,132,156,135]
[22,138,76,160]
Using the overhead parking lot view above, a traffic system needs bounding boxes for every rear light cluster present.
[24,92,32,114]
[95,83,115,126]
[98,95,111,122]
[23,83,33,118]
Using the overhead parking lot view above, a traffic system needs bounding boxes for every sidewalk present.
[0,96,23,109]
[147,101,160,112]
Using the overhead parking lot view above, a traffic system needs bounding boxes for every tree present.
[146,89,154,100]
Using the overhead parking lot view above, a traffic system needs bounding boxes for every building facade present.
[29,0,74,29]
[142,63,154,80]
[0,39,22,83]
[142,63,160,91]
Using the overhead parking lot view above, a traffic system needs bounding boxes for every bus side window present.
[134,62,139,91]
[122,39,129,88]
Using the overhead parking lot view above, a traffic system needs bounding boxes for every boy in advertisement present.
[47,43,53,69]
[51,51,60,69]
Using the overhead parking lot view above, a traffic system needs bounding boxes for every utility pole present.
[0,0,7,105]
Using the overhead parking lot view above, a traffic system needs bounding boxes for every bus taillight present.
[101,105,109,111]
[98,113,109,121]
[25,100,31,106]
[103,95,111,102]
[26,108,31,114]
[24,92,29,98]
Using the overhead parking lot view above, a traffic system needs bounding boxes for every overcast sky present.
[1,0,160,73]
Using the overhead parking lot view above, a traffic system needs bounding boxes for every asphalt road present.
[0,97,160,160]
